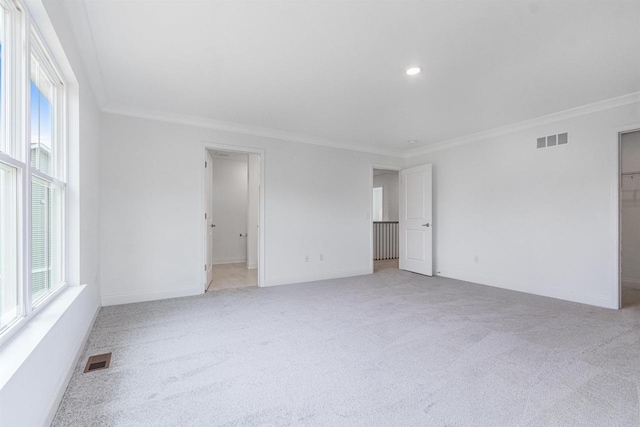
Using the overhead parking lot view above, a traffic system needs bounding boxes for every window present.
[30,46,65,308]
[0,0,67,338]
[0,163,18,329]
[373,187,383,221]
[31,177,63,303]
[30,54,56,176]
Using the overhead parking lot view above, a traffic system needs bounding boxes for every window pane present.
[0,163,18,330]
[31,177,62,304]
[30,56,55,176]
[373,187,383,221]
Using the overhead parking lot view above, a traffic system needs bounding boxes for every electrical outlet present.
[319,254,324,261]
[305,255,309,262]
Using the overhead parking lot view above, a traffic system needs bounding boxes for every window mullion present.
[31,167,64,187]
[0,151,23,168]
[22,10,31,315]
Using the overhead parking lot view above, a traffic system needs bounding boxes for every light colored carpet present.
[54,270,640,426]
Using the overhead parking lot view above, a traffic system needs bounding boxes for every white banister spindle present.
[373,222,399,261]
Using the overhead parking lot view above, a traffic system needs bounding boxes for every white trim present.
[99,94,640,161]
[615,124,640,308]
[0,284,88,387]
[405,92,640,158]
[202,142,266,288]
[30,280,66,311]
[104,104,403,157]
[0,152,26,169]
[263,267,371,288]
[101,285,202,306]
[31,167,66,188]
[0,312,29,349]
[42,300,99,427]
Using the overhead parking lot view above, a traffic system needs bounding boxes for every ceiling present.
[64,1,640,154]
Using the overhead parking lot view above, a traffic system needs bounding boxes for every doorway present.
[620,129,640,308]
[371,164,433,276]
[203,146,263,291]
[372,167,400,272]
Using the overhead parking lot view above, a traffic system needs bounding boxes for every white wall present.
[0,1,102,426]
[247,153,260,269]
[621,130,640,288]
[211,155,249,264]
[406,103,640,309]
[373,171,399,221]
[99,114,402,304]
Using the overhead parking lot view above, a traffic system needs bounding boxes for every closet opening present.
[203,146,264,291]
[620,129,640,308]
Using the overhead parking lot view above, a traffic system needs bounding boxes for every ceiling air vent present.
[84,353,112,373]
[537,132,569,149]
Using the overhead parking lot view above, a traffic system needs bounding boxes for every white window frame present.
[0,0,68,347]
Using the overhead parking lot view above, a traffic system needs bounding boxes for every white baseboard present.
[622,279,640,290]
[436,269,616,309]
[263,267,371,287]
[43,300,100,426]
[246,262,257,270]
[212,258,247,265]
[101,285,203,306]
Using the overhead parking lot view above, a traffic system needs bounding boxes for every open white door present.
[399,164,433,276]
[204,151,214,289]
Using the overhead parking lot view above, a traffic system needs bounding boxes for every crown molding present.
[101,104,404,157]
[102,92,640,160]
[403,91,640,158]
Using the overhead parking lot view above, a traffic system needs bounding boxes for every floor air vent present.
[84,353,112,373]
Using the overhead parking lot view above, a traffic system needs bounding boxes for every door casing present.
[202,143,265,290]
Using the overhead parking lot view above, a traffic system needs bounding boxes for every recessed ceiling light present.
[406,67,421,76]
[408,140,418,145]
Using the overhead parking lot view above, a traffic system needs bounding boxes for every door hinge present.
[204,264,207,271]
[205,212,207,219]
[205,161,207,168]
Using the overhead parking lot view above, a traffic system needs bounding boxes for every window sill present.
[0,281,68,348]
[0,284,85,388]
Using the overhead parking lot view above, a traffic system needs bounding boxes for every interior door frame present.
[615,124,640,308]
[370,163,402,273]
[205,149,215,289]
[202,142,266,289]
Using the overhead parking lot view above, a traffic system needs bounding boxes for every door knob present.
[210,224,216,228]
[422,223,430,227]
